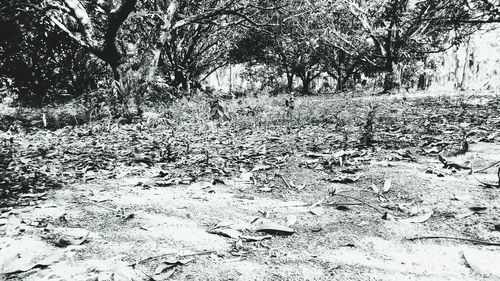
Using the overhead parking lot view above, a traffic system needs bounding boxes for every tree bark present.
[417,73,427,90]
[383,59,401,93]
[140,0,179,82]
[286,72,294,93]
[336,77,344,92]
[301,76,312,95]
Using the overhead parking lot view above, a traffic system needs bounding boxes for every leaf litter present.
[2,95,500,279]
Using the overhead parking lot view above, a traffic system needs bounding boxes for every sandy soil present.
[1,142,499,281]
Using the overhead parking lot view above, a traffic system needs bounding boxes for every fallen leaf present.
[55,231,90,247]
[311,226,322,232]
[469,207,487,212]
[309,207,326,216]
[330,175,360,184]
[382,179,392,193]
[455,207,487,219]
[285,215,297,227]
[255,221,295,235]
[240,235,272,242]
[234,239,244,251]
[188,181,213,190]
[152,268,176,281]
[463,249,500,279]
[251,164,271,172]
[382,212,395,221]
[208,228,241,239]
[336,205,350,211]
[455,211,476,219]
[371,183,380,194]
[212,178,226,185]
[0,239,65,275]
[19,192,47,199]
[401,209,434,223]
[239,172,253,182]
[233,194,255,200]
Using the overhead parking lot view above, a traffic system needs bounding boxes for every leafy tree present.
[313,1,378,91]
[0,0,105,106]
[344,0,485,93]
[159,1,243,92]
[230,0,323,95]
[46,0,269,116]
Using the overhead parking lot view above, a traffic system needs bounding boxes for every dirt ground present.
[1,94,500,280]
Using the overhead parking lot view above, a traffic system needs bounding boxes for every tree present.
[344,0,483,93]
[159,1,243,93]
[312,1,378,91]
[230,0,323,95]
[46,0,268,116]
[0,0,105,106]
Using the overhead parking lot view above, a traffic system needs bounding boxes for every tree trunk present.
[286,72,294,93]
[336,77,344,92]
[383,60,401,93]
[139,0,178,82]
[459,36,472,91]
[417,73,429,90]
[173,69,187,89]
[301,76,311,95]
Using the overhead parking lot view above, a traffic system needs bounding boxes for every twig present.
[325,202,363,206]
[407,236,500,246]
[278,174,292,189]
[472,160,500,173]
[470,163,499,188]
[331,194,385,215]
[129,250,215,267]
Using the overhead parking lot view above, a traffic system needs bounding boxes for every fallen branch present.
[407,236,500,246]
[129,250,215,267]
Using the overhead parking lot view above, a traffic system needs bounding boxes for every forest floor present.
[1,91,500,280]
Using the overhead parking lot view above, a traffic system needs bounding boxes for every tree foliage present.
[0,0,105,106]
[1,0,498,109]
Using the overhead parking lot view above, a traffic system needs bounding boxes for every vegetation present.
[1,1,500,280]
[1,0,498,109]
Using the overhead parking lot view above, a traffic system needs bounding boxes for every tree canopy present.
[0,0,498,107]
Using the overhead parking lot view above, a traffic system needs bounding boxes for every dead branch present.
[407,236,500,246]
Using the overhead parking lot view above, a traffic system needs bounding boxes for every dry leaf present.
[309,207,326,216]
[330,175,360,183]
[240,172,253,182]
[208,228,241,239]
[55,231,90,247]
[251,164,271,172]
[286,215,297,227]
[382,179,392,193]
[255,221,295,235]
[188,181,212,190]
[371,183,380,194]
[463,249,500,279]
[240,235,272,242]
[401,209,434,223]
